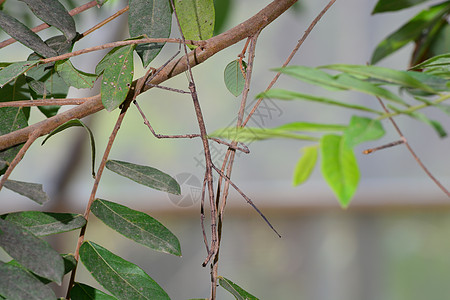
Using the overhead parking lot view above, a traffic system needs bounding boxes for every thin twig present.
[363,139,404,154]
[80,5,129,38]
[374,96,450,197]
[66,97,132,299]
[0,97,92,108]
[242,0,337,127]
[0,0,99,48]
[0,130,40,191]
[134,99,249,151]
[145,83,189,94]
[212,164,281,237]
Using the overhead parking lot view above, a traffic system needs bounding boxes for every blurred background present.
[1,0,450,299]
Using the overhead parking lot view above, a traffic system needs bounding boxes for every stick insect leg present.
[211,164,281,238]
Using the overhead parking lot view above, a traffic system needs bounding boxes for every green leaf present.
[0,218,64,284]
[70,282,117,300]
[275,66,406,104]
[91,199,181,256]
[98,45,135,111]
[2,180,50,205]
[43,34,74,56]
[320,134,359,208]
[335,73,406,104]
[0,60,39,87]
[293,145,318,186]
[404,71,449,96]
[372,0,431,14]
[79,241,170,300]
[214,0,232,34]
[0,261,57,300]
[19,0,77,41]
[321,64,434,93]
[1,211,86,236]
[128,0,172,67]
[174,0,214,48]
[210,121,345,143]
[0,97,28,175]
[224,59,247,97]
[0,11,58,58]
[218,276,258,300]
[26,59,69,118]
[55,59,98,89]
[41,119,96,177]
[62,253,77,274]
[105,160,181,195]
[257,89,382,114]
[343,116,385,148]
[6,253,76,285]
[411,52,450,69]
[411,52,450,78]
[274,122,347,132]
[274,65,345,91]
[371,2,450,64]
[388,104,447,137]
[209,127,319,143]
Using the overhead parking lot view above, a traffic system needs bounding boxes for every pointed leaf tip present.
[105,160,180,195]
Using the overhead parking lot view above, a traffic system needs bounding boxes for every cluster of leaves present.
[213,0,450,207]
[0,0,257,299]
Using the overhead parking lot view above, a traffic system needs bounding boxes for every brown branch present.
[0,0,298,150]
[0,130,40,190]
[0,1,99,48]
[243,0,337,127]
[0,97,92,108]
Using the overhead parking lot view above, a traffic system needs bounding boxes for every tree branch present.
[0,0,297,151]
